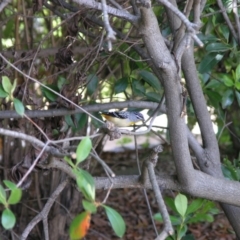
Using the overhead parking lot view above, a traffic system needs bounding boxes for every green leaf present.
[221,89,234,109]
[177,224,188,239]
[217,25,230,42]
[75,169,95,201]
[219,74,234,87]
[3,19,14,38]
[91,111,103,129]
[145,92,160,102]
[182,234,195,240]
[74,113,88,131]
[187,213,214,223]
[76,137,92,164]
[235,91,240,107]
[154,213,181,225]
[114,77,128,94]
[132,78,145,96]
[87,74,98,95]
[3,180,17,190]
[0,185,7,205]
[65,115,75,129]
[64,156,75,168]
[13,98,25,116]
[0,84,8,98]
[3,180,22,205]
[205,90,221,108]
[1,208,16,229]
[12,79,17,95]
[175,193,188,217]
[236,64,240,82]
[206,43,231,52]
[198,53,223,73]
[41,84,58,102]
[138,70,161,92]
[57,76,67,90]
[82,200,97,213]
[186,198,204,215]
[235,82,240,91]
[103,205,126,238]
[2,76,13,95]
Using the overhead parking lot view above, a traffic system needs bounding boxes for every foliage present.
[65,137,126,239]
[154,193,219,240]
[0,181,22,230]
[0,0,240,239]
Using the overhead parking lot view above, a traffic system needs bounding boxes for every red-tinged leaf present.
[69,211,91,240]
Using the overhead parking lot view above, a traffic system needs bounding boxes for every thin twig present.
[216,0,238,42]
[90,151,115,178]
[0,53,105,125]
[232,0,240,45]
[146,146,173,239]
[101,0,116,51]
[21,178,69,240]
[156,0,203,47]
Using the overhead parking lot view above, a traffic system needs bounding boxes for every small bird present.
[101,111,144,127]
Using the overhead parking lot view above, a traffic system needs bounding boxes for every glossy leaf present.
[198,53,223,73]
[41,84,58,102]
[154,213,181,225]
[1,208,16,229]
[187,212,214,224]
[87,74,98,95]
[75,169,95,201]
[138,70,161,92]
[65,115,75,129]
[219,74,234,87]
[145,92,160,102]
[82,200,97,213]
[69,211,91,240]
[177,224,188,239]
[76,137,92,164]
[2,76,12,95]
[132,79,145,96]
[175,193,188,217]
[75,113,88,131]
[64,156,75,168]
[13,98,25,116]
[221,89,234,109]
[206,43,231,52]
[236,64,240,82]
[235,91,240,107]
[114,77,128,94]
[0,85,8,98]
[235,82,240,91]
[205,90,221,108]
[103,205,126,238]
[186,198,204,215]
[4,180,22,205]
[0,185,7,205]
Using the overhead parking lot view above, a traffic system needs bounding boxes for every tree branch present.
[216,0,238,43]
[0,101,162,119]
[71,0,138,24]
[139,6,195,186]
[21,178,69,240]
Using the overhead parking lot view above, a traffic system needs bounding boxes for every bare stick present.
[21,178,69,240]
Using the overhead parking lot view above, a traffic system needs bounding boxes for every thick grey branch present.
[139,7,195,186]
